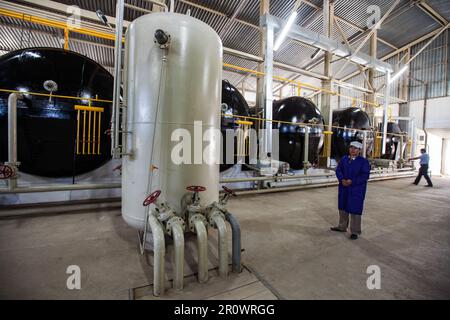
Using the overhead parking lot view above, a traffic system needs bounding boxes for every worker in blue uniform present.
[330,141,371,240]
[408,148,433,187]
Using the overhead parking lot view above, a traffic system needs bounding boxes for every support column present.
[319,0,334,168]
[256,0,269,131]
[366,30,377,121]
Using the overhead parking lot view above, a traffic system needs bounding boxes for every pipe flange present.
[208,211,225,228]
[189,214,207,233]
[165,216,186,236]
[156,208,174,222]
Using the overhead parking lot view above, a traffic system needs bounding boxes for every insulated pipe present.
[193,219,208,283]
[225,212,242,273]
[220,173,336,183]
[7,93,20,190]
[171,222,184,291]
[303,128,309,174]
[111,0,124,158]
[0,183,121,194]
[212,214,228,277]
[234,171,415,196]
[148,213,166,296]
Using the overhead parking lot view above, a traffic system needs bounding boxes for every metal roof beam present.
[417,0,448,26]
[13,0,131,27]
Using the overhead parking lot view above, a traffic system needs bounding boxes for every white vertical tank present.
[122,13,222,230]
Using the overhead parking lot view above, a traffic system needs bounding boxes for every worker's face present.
[349,146,361,157]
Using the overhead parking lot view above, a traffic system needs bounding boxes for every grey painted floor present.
[0,176,449,299]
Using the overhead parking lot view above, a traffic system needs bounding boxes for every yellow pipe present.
[297,81,301,96]
[82,110,86,155]
[74,105,105,112]
[0,88,112,103]
[76,109,80,155]
[92,111,96,155]
[87,110,91,154]
[223,63,382,108]
[64,28,69,50]
[235,120,253,125]
[97,113,102,154]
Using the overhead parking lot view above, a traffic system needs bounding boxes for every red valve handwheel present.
[186,185,206,192]
[222,186,237,197]
[0,165,13,179]
[143,190,161,206]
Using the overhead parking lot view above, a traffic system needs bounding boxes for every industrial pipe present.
[303,128,310,174]
[0,183,121,194]
[7,93,20,190]
[148,213,166,296]
[225,212,242,273]
[212,213,228,277]
[220,173,336,183]
[193,219,208,283]
[234,171,415,196]
[111,0,124,158]
[171,221,185,291]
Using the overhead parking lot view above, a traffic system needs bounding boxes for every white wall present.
[407,96,450,175]
[427,133,443,175]
[409,96,450,130]
[443,139,450,175]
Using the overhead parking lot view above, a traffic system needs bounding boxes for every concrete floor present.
[1,176,449,299]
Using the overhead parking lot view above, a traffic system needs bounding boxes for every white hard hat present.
[350,141,363,149]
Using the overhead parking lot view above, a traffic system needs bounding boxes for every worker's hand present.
[341,179,349,187]
[347,179,352,186]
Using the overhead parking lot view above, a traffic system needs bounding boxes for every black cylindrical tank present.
[0,48,113,177]
[272,97,324,169]
[331,107,373,160]
[381,122,407,160]
[220,80,250,172]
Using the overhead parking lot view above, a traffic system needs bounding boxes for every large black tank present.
[272,97,324,169]
[381,122,407,160]
[220,80,250,172]
[331,107,373,160]
[0,48,113,177]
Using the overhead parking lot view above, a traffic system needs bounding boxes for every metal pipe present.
[362,131,368,158]
[423,83,429,148]
[212,214,228,277]
[382,72,391,155]
[225,212,242,273]
[193,219,208,283]
[148,213,166,296]
[171,221,184,291]
[303,128,309,174]
[7,93,20,190]
[220,173,336,183]
[111,0,125,158]
[234,171,415,196]
[0,183,121,194]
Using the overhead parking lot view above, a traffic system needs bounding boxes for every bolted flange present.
[165,216,186,236]
[188,214,207,233]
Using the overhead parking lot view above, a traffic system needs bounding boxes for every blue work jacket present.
[335,155,371,215]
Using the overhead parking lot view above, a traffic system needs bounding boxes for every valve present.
[220,186,237,204]
[0,164,14,179]
[186,185,206,205]
[143,190,161,207]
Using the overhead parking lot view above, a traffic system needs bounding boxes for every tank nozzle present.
[154,29,171,48]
